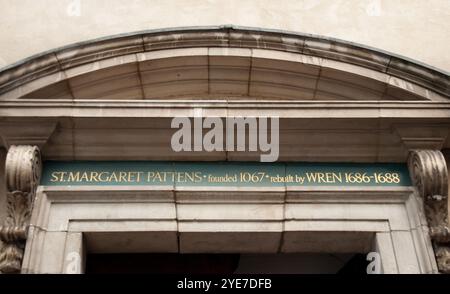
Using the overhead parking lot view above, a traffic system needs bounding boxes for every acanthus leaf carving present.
[0,145,41,274]
[408,149,450,273]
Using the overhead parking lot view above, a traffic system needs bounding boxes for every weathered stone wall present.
[0,0,449,71]
[0,148,6,251]
[444,149,450,226]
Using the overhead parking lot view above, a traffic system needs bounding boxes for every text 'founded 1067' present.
[41,161,412,187]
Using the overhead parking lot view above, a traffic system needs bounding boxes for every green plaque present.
[41,161,412,187]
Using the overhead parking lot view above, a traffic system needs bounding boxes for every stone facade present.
[1,0,449,71]
[0,1,449,274]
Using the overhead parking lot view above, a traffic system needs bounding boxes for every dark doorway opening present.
[86,253,240,274]
[86,253,369,274]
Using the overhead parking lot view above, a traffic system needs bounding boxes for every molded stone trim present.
[22,185,437,273]
[0,26,448,99]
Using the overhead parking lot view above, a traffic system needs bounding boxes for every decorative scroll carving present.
[408,150,449,273]
[0,146,41,274]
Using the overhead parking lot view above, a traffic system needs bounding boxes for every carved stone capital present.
[0,145,41,274]
[408,149,449,273]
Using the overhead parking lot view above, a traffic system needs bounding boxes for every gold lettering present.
[59,172,67,182]
[177,172,185,182]
[306,172,339,183]
[50,172,62,182]
[306,173,317,182]
[90,172,99,182]
[80,172,89,182]
[333,172,342,183]
[167,172,175,182]
[154,172,163,182]
[317,173,325,183]
[109,172,118,182]
[319,172,343,183]
[136,172,143,182]
[119,172,127,182]
[184,172,194,182]
[67,172,80,182]
[98,172,109,182]
[127,172,143,183]
[325,173,334,183]
[194,172,202,182]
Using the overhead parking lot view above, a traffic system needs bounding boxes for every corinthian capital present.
[408,149,449,273]
[0,145,41,274]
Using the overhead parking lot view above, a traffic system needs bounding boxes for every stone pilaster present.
[0,148,6,265]
[408,150,449,273]
[0,146,41,274]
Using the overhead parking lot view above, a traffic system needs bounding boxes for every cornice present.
[0,26,448,98]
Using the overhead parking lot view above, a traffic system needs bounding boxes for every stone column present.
[0,146,41,274]
[408,150,449,273]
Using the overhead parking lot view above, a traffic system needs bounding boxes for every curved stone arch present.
[0,26,448,101]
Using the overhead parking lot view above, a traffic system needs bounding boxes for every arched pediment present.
[0,26,449,161]
[0,26,448,101]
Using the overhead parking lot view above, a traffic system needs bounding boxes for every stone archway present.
[0,26,447,102]
[0,26,449,274]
